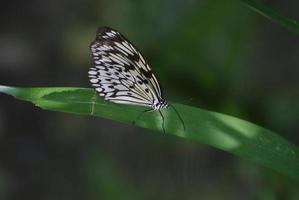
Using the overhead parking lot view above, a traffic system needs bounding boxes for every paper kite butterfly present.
[88,26,184,132]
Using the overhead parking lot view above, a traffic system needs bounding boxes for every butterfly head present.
[153,98,168,110]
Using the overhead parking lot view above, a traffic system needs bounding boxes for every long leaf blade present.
[241,0,299,35]
[1,85,299,182]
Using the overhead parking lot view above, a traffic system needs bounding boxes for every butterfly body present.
[152,98,168,110]
[89,26,168,111]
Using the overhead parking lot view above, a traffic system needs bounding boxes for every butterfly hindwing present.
[89,26,162,107]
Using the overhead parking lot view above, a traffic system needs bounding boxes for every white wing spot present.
[88,71,97,75]
[96,88,103,92]
[90,79,99,83]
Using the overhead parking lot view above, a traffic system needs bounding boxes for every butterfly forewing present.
[89,27,163,108]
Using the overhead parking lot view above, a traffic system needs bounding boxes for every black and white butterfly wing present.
[88,26,163,108]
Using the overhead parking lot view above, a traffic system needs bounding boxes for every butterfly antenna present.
[169,104,185,130]
[159,110,166,134]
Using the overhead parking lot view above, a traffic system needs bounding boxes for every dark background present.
[0,0,299,199]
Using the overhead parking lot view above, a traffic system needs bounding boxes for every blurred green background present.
[0,0,299,199]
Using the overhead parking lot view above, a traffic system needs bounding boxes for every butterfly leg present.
[169,104,185,130]
[132,109,152,126]
[158,110,166,134]
[133,109,166,134]
[90,91,97,115]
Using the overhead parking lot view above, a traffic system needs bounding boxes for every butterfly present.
[88,26,184,133]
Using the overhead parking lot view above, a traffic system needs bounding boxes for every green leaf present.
[241,0,299,35]
[1,85,299,182]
